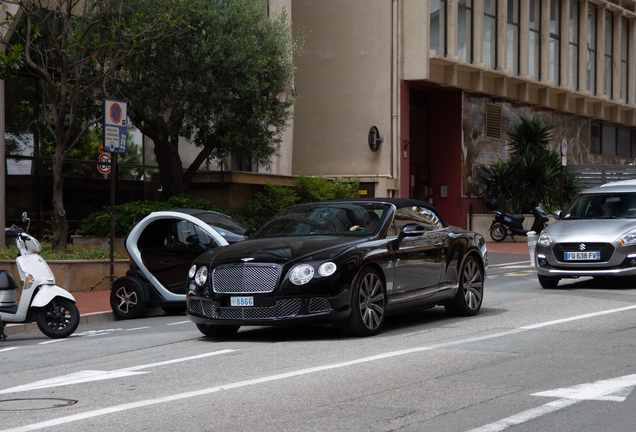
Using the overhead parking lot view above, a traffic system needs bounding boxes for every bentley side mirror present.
[398,223,426,242]
[244,228,256,239]
[553,210,562,220]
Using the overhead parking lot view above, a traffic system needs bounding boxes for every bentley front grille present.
[189,298,301,320]
[212,264,280,294]
[309,298,332,313]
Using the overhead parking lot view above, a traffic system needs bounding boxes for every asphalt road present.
[1,266,636,432]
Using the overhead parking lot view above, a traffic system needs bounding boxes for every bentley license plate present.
[564,251,600,260]
[231,296,253,307]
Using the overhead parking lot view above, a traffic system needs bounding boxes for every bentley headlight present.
[537,231,552,247]
[616,228,636,246]
[188,264,197,279]
[194,266,208,286]
[290,264,314,285]
[318,262,337,277]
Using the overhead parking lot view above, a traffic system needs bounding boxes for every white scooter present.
[0,212,80,339]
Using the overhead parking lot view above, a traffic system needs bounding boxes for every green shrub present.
[77,177,361,237]
[0,244,128,260]
[77,195,217,237]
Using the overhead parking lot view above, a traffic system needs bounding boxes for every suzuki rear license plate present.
[564,251,600,260]
[231,296,253,307]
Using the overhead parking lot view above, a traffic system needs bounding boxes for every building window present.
[602,125,617,156]
[458,0,473,63]
[569,0,578,89]
[430,0,447,56]
[486,104,503,139]
[587,4,596,95]
[604,10,613,97]
[618,129,631,158]
[484,0,497,69]
[529,0,541,79]
[621,17,628,102]
[592,122,636,158]
[550,0,560,84]
[507,0,519,74]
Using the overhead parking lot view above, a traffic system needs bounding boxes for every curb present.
[3,307,169,338]
[4,311,116,338]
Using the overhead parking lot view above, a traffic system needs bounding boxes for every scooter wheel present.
[110,277,148,320]
[36,298,80,339]
[490,223,507,242]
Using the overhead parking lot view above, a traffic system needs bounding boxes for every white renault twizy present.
[111,209,247,319]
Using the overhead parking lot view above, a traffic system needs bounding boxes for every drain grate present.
[0,398,78,411]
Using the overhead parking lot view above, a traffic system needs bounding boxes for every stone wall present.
[462,92,634,200]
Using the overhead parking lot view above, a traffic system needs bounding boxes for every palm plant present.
[479,116,580,213]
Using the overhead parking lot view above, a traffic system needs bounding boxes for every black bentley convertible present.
[186,198,487,337]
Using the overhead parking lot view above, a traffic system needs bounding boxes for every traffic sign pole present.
[103,98,127,289]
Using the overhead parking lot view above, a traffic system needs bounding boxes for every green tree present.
[0,0,185,250]
[480,116,580,213]
[112,0,301,199]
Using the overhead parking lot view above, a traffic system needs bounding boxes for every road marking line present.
[0,347,18,353]
[466,399,578,432]
[0,349,237,395]
[4,304,636,432]
[125,327,150,331]
[38,339,67,345]
[165,321,190,326]
[469,373,636,431]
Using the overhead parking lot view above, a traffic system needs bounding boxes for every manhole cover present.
[0,398,77,411]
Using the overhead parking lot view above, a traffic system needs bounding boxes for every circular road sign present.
[98,153,111,174]
[561,139,567,156]
[109,103,123,125]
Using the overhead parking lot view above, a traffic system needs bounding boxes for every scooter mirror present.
[21,212,27,223]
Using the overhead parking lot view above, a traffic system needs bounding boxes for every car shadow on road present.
[545,276,636,290]
[195,306,506,343]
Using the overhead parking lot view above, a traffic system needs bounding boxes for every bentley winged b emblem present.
[241,258,255,262]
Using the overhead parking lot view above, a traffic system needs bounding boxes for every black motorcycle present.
[485,198,549,242]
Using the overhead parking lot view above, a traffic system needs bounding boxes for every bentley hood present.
[196,236,366,267]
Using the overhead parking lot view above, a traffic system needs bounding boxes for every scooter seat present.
[500,212,525,221]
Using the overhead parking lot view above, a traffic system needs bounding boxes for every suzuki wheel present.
[538,274,560,289]
[490,223,507,242]
[445,256,484,317]
[196,324,240,337]
[36,298,80,339]
[110,277,147,320]
[340,267,386,337]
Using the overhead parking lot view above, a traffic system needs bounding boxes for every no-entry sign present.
[98,153,111,174]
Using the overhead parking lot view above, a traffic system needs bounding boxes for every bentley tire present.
[538,274,560,288]
[36,298,80,338]
[341,267,386,337]
[196,324,240,337]
[110,277,148,320]
[490,224,507,242]
[445,256,484,317]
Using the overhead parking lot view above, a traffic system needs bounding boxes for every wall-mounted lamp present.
[368,126,383,152]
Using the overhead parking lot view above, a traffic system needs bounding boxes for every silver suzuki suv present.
[535,184,636,288]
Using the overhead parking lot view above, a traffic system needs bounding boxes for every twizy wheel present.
[36,298,80,338]
[445,256,484,317]
[341,267,386,337]
[110,277,148,320]
[196,324,240,337]
[490,223,507,242]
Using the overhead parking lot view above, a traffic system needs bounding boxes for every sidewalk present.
[3,242,531,338]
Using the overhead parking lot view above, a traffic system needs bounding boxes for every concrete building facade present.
[290,0,636,229]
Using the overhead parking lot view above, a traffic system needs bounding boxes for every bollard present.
[527,231,537,266]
